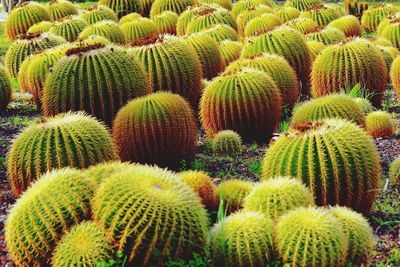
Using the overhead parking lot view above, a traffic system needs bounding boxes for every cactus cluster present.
[345,0,368,19]
[365,111,395,138]
[121,17,158,43]
[299,5,341,26]
[389,157,400,186]
[305,26,346,45]
[244,13,282,37]
[328,15,362,37]
[216,179,254,213]
[380,18,400,49]
[45,0,78,21]
[80,4,118,24]
[0,65,12,112]
[152,11,178,34]
[99,0,141,18]
[285,0,322,11]
[212,130,243,155]
[50,16,89,42]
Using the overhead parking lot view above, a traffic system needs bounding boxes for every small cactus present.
[80,4,118,25]
[0,65,12,112]
[28,21,54,34]
[50,16,89,42]
[329,15,362,37]
[219,40,242,68]
[99,0,141,18]
[79,20,126,44]
[365,111,395,138]
[152,11,178,34]
[121,17,158,43]
[389,157,400,186]
[45,0,78,21]
[150,0,197,18]
[212,130,243,155]
[244,13,282,37]
[285,0,322,11]
[52,221,112,267]
[274,7,301,22]
[305,26,346,45]
[216,179,254,213]
[306,40,326,60]
[299,5,341,26]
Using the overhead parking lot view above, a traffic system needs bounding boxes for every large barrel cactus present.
[5,168,93,266]
[236,4,272,36]
[199,24,239,42]
[84,161,132,189]
[150,0,197,18]
[50,16,89,42]
[305,26,346,45]
[152,11,179,34]
[7,112,117,197]
[299,5,341,26]
[311,38,387,106]
[219,40,242,67]
[284,17,318,34]
[274,7,300,22]
[244,13,282,37]
[380,19,400,49]
[208,211,275,267]
[79,20,126,44]
[119,12,142,25]
[121,17,159,43]
[92,165,209,266]
[43,44,149,125]
[0,66,12,112]
[112,92,197,168]
[390,54,400,100]
[200,68,282,143]
[285,0,322,11]
[45,0,78,21]
[5,2,51,40]
[328,15,362,37]
[28,21,54,34]
[262,118,381,215]
[128,35,202,107]
[307,40,326,60]
[99,0,141,18]
[80,4,118,24]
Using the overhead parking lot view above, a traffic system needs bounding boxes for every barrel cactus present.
[0,66,11,112]
[244,13,282,37]
[150,0,197,18]
[139,0,155,16]
[119,12,142,24]
[72,34,111,47]
[389,157,400,186]
[5,168,93,266]
[79,20,125,44]
[299,5,341,26]
[284,17,318,34]
[329,15,362,37]
[376,45,399,75]
[7,112,117,196]
[285,0,322,11]
[28,21,54,34]
[372,37,393,47]
[208,211,275,267]
[361,4,399,32]
[99,0,141,18]
[224,53,299,109]
[92,165,209,266]
[275,207,347,267]
[365,111,395,138]
[345,0,368,19]
[200,68,282,143]
[220,40,242,67]
[128,35,202,107]
[212,130,243,155]
[380,19,400,49]
[50,16,89,42]
[390,55,400,100]
[311,38,387,106]
[5,2,51,40]
[241,26,312,91]
[186,6,237,34]
[84,161,132,190]
[152,11,178,34]
[52,221,112,267]
[5,32,65,78]
[198,0,232,10]
[262,118,381,215]
[199,24,239,42]
[176,6,200,36]
[179,170,219,211]
[113,92,197,168]
[121,17,159,43]
[216,179,254,213]
[236,4,272,36]
[330,206,374,265]
[274,7,300,22]
[80,5,118,24]
[306,40,326,60]
[291,94,366,128]
[232,0,272,18]
[306,26,346,45]
[45,0,78,21]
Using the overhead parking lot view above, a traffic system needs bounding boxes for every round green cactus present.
[328,15,362,37]
[52,221,112,267]
[380,19,400,49]
[152,11,178,34]
[121,17,159,43]
[311,38,387,106]
[274,7,300,22]
[5,168,93,266]
[299,5,341,26]
[285,0,322,11]
[330,206,374,265]
[5,2,51,40]
[390,54,400,100]
[219,40,242,67]
[224,53,300,109]
[389,157,400,186]
[361,4,399,32]
[43,44,148,125]
[72,34,111,47]
[306,40,326,60]
[262,118,381,215]
[5,32,65,78]
[236,4,272,36]
[244,177,314,221]
[112,92,197,168]
[353,97,374,115]
[241,26,312,91]
[284,17,318,34]
[306,26,346,45]
[80,4,118,25]
[28,21,54,34]
[376,45,399,75]
[371,37,393,47]
[128,35,202,107]
[179,170,219,211]
[84,161,132,190]
[176,6,200,36]
[0,66,11,112]
[200,68,282,143]
[212,130,243,155]
[198,0,232,10]
[184,33,224,80]
[244,13,282,36]
[119,12,142,24]
[45,0,78,21]
[208,211,275,267]
[216,179,254,213]
[99,0,141,18]
[365,111,395,138]
[79,20,126,44]
[291,94,366,128]
[92,164,209,266]
[231,0,272,18]
[186,6,237,34]
[275,207,347,267]
[7,112,117,196]
[199,24,239,42]
[150,0,197,18]
[50,16,89,42]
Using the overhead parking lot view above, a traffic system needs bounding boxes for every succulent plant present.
[241,26,312,91]
[150,0,197,18]
[52,221,112,267]
[99,0,141,18]
[7,112,117,196]
[244,177,314,221]
[199,24,239,42]
[274,7,300,22]
[184,34,223,80]
[43,44,148,125]
[200,68,282,143]
[353,97,374,115]
[262,119,381,215]
[139,0,155,16]
[0,66,11,112]
[225,53,299,109]
[45,0,78,21]
[389,157,400,186]
[361,4,399,32]
[112,92,197,168]
[376,45,400,75]
[128,35,202,107]
[306,40,326,60]
[84,161,132,190]
[5,168,93,266]
[179,170,219,211]
[236,4,272,36]
[231,0,272,18]
[216,179,254,213]
[212,130,243,155]
[121,17,158,43]
[376,15,399,35]
[50,16,89,42]
[284,0,322,11]
[219,40,242,67]
[345,0,369,19]
[92,164,209,266]
[328,15,362,37]
[311,38,387,107]
[365,111,395,138]
[291,94,366,128]
[80,4,118,25]
[305,26,346,45]
[5,32,65,78]
[244,13,282,36]
[380,19,400,49]
[198,0,232,10]
[28,21,54,34]
[152,11,178,34]
[119,12,142,24]
[208,211,275,267]
[275,207,347,267]
[186,6,237,34]
[5,2,51,40]
[325,3,346,16]
[176,6,199,36]
[390,54,400,100]
[79,20,126,44]
[371,37,393,47]
[299,5,341,26]
[72,34,111,47]
[284,17,318,34]
[330,206,374,265]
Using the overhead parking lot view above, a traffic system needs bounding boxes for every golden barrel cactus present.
[99,0,141,18]
[361,3,399,32]
[232,0,272,18]
[45,0,78,21]
[299,4,341,26]
[274,7,300,22]
[390,54,400,100]
[305,26,346,45]
[244,13,282,37]
[119,12,142,25]
[328,15,362,37]
[79,20,126,44]
[80,4,118,24]
[152,11,179,34]
[28,21,54,34]
[219,40,242,67]
[121,17,159,43]
[284,17,318,34]
[285,0,322,11]
[50,16,89,42]
[306,40,326,60]
[0,65,12,112]
[150,0,197,18]
[365,111,395,138]
[199,24,239,42]
[389,157,400,186]
[212,130,243,155]
[216,179,254,214]
[236,4,272,37]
